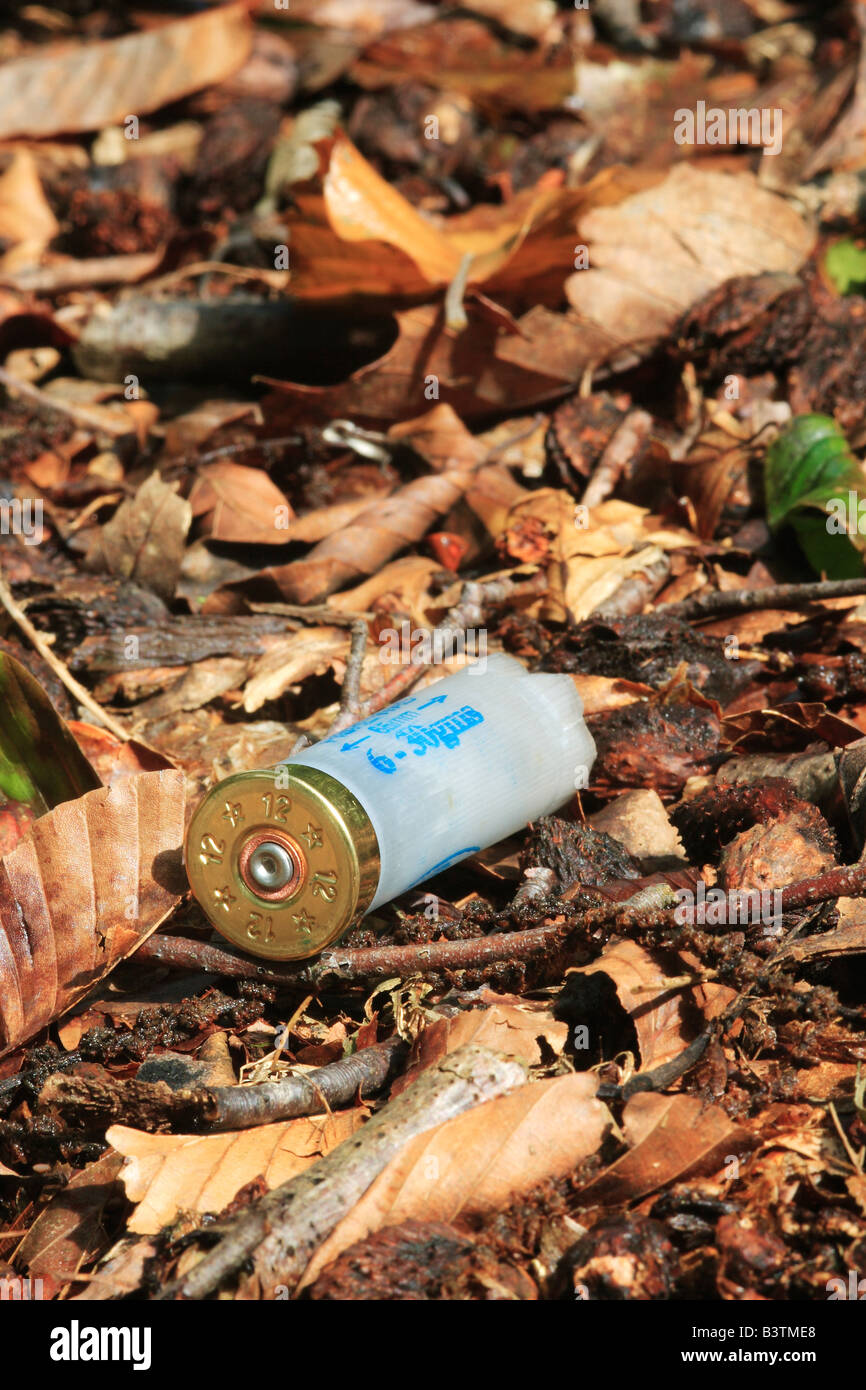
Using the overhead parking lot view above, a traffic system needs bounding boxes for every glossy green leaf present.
[0,653,102,817]
[825,238,866,296]
[764,414,866,578]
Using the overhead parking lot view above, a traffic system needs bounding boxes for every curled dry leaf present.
[299,1071,609,1289]
[0,4,253,140]
[256,469,476,604]
[351,17,575,111]
[98,472,193,603]
[188,462,293,546]
[0,151,58,266]
[269,0,436,37]
[567,166,815,372]
[14,1151,124,1283]
[502,493,696,623]
[109,1110,367,1235]
[577,1092,751,1206]
[289,132,585,303]
[567,938,696,1072]
[241,626,349,713]
[0,769,185,1057]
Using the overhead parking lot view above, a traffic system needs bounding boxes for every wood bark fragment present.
[158,1044,528,1299]
[663,577,866,622]
[40,1034,407,1134]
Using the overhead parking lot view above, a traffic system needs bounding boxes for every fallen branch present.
[326,618,369,736]
[662,577,866,623]
[157,1044,528,1299]
[135,919,577,986]
[141,857,866,988]
[40,1034,407,1134]
[581,409,653,509]
[0,365,133,439]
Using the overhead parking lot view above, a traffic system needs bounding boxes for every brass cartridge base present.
[184,765,380,960]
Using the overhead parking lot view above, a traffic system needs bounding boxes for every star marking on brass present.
[222,801,243,828]
[213,885,236,911]
[292,908,316,935]
[302,822,323,849]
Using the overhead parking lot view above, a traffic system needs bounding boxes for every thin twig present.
[327,619,368,735]
[0,366,131,439]
[581,409,653,509]
[196,436,301,466]
[134,918,577,985]
[661,577,866,623]
[157,1045,527,1300]
[41,1034,408,1135]
[0,573,130,741]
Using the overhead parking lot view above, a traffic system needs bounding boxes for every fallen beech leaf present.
[254,469,475,604]
[388,403,487,472]
[189,461,293,546]
[0,769,185,1056]
[109,1110,366,1234]
[569,674,650,716]
[567,166,815,372]
[71,1237,159,1302]
[262,303,570,425]
[66,722,176,786]
[502,493,696,623]
[567,938,694,1071]
[270,0,436,36]
[99,472,192,602]
[0,151,58,264]
[351,18,575,111]
[300,1072,609,1288]
[289,133,585,304]
[460,0,558,40]
[326,555,442,618]
[323,136,464,287]
[0,4,253,140]
[14,1151,123,1283]
[285,494,392,545]
[392,1002,569,1096]
[241,626,348,713]
[577,1092,751,1205]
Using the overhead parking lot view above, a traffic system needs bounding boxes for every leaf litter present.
[1,0,866,1310]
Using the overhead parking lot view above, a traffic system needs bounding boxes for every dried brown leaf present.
[577,1092,751,1205]
[267,0,435,37]
[189,462,293,546]
[300,1072,609,1288]
[255,470,475,604]
[99,472,192,602]
[0,5,253,140]
[241,626,348,713]
[0,151,58,263]
[109,1110,367,1235]
[0,770,185,1056]
[569,938,694,1071]
[566,166,815,371]
[262,303,581,429]
[15,1151,123,1283]
[392,1002,569,1096]
[351,18,575,111]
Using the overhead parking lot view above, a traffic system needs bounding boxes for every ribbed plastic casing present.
[288,653,596,911]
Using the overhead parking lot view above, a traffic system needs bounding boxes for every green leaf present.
[825,238,866,295]
[0,654,101,817]
[764,415,866,579]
